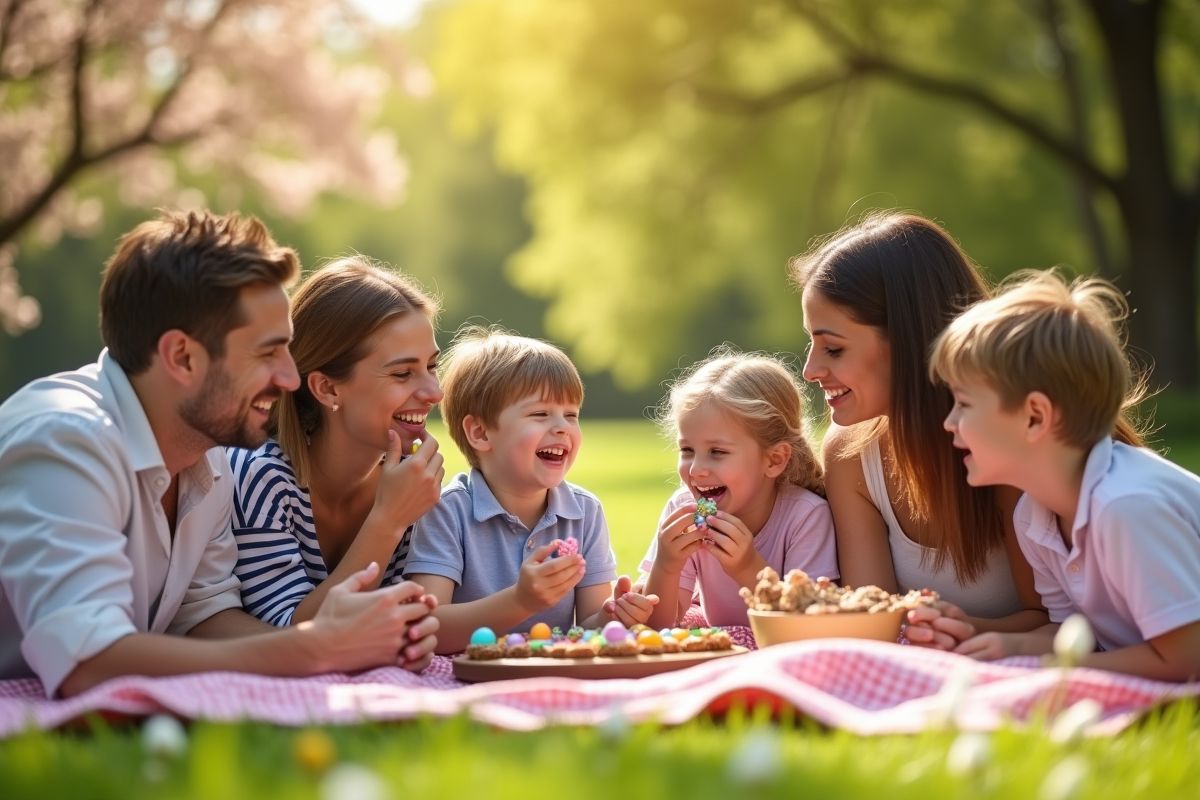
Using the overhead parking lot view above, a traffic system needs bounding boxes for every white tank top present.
[860,438,1022,618]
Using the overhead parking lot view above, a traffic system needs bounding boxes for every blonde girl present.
[641,350,837,628]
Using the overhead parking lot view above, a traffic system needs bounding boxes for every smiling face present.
[943,376,1030,488]
[180,283,299,449]
[477,391,583,493]
[801,288,892,426]
[676,400,780,522]
[324,312,443,453]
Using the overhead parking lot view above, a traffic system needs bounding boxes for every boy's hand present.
[655,505,707,574]
[905,602,977,650]
[954,632,1017,661]
[702,511,768,588]
[372,431,445,532]
[515,541,586,614]
[602,575,660,626]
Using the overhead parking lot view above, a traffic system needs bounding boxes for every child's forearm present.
[968,608,1051,635]
[428,587,532,653]
[645,565,683,630]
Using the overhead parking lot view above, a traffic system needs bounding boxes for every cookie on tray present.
[597,639,639,657]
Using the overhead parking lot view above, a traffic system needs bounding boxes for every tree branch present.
[690,69,856,116]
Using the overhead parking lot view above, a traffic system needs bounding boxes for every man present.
[0,209,439,698]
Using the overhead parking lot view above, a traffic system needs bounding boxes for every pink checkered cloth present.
[1,625,1195,738]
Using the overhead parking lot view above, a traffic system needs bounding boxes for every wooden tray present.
[452,645,749,682]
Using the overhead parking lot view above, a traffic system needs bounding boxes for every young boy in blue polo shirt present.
[406,328,659,653]
[927,271,1200,681]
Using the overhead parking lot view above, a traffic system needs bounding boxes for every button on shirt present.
[404,469,619,632]
[1014,437,1200,653]
[0,351,243,696]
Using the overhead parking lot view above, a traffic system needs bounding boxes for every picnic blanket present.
[1,626,1194,738]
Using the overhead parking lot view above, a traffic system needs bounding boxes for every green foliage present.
[436,0,1198,388]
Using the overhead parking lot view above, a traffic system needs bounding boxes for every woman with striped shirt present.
[228,257,445,670]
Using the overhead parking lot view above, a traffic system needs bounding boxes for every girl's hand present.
[515,541,586,614]
[904,603,977,650]
[602,575,660,626]
[702,511,768,588]
[654,505,707,574]
[372,431,445,533]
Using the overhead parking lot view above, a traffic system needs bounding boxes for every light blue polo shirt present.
[404,469,619,632]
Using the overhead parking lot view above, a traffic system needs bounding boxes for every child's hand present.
[953,632,1017,661]
[602,575,660,627]
[655,505,707,574]
[515,541,586,614]
[702,511,768,588]
[904,603,977,650]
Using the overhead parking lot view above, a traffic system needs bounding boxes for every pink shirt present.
[639,484,839,626]
[1015,437,1200,652]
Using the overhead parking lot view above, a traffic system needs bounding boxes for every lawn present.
[3,403,1199,799]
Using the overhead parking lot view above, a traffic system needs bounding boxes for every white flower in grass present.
[929,662,976,729]
[1039,756,1089,800]
[599,705,630,741]
[141,714,187,759]
[726,729,783,785]
[945,731,991,776]
[1049,699,1103,744]
[321,763,387,800]
[1054,615,1095,667]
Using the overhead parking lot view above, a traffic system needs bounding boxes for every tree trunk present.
[1090,0,1200,389]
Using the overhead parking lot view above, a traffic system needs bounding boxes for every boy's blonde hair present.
[440,326,585,469]
[930,270,1140,449]
[658,348,824,495]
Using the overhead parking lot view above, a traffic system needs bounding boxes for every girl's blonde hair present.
[930,269,1147,449]
[271,256,439,487]
[658,348,824,495]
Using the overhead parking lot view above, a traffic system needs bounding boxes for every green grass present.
[3,408,1199,799]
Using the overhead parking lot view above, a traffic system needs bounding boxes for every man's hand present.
[514,541,586,614]
[305,562,436,672]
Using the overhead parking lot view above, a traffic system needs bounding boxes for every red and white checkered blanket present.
[2,627,1195,738]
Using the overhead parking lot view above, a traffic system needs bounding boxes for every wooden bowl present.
[747,608,904,647]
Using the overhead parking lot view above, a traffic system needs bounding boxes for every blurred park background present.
[2,0,1198,419]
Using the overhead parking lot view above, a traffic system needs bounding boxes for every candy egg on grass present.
[602,620,628,644]
[637,630,664,647]
[469,627,497,646]
[530,622,552,641]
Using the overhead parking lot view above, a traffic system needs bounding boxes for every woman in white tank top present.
[788,213,1048,652]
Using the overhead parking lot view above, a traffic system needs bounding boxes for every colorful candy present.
[530,622,552,641]
[411,438,422,455]
[670,628,689,641]
[469,627,497,646]
[567,626,585,641]
[694,496,718,528]
[507,633,526,646]
[556,537,579,557]
[602,620,628,644]
[636,630,664,647]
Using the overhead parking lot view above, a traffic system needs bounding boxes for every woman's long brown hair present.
[790,213,1146,584]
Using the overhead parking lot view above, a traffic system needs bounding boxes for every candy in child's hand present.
[556,537,579,557]
[411,438,421,455]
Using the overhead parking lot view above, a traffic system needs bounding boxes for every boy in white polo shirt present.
[405,328,659,653]
[925,270,1200,680]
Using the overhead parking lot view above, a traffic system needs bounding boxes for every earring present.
[332,403,339,411]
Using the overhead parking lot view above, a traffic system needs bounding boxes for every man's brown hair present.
[439,327,584,469]
[100,209,301,374]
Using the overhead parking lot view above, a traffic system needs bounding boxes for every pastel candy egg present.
[659,628,674,638]
[630,624,650,635]
[670,628,689,642]
[507,633,526,646]
[530,622,552,641]
[602,620,628,644]
[637,630,663,647]
[469,627,497,646]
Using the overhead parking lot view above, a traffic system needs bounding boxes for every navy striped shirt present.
[227,441,410,626]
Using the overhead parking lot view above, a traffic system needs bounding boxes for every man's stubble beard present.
[179,361,269,450]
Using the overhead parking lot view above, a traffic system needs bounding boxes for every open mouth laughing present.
[393,410,428,433]
[536,445,569,467]
[693,483,727,505]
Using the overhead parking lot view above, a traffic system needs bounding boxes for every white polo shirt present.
[0,351,243,696]
[1014,437,1200,652]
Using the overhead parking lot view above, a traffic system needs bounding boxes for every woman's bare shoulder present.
[820,423,868,467]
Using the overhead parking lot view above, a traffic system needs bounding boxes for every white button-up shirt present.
[0,351,242,696]
[1014,437,1200,653]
